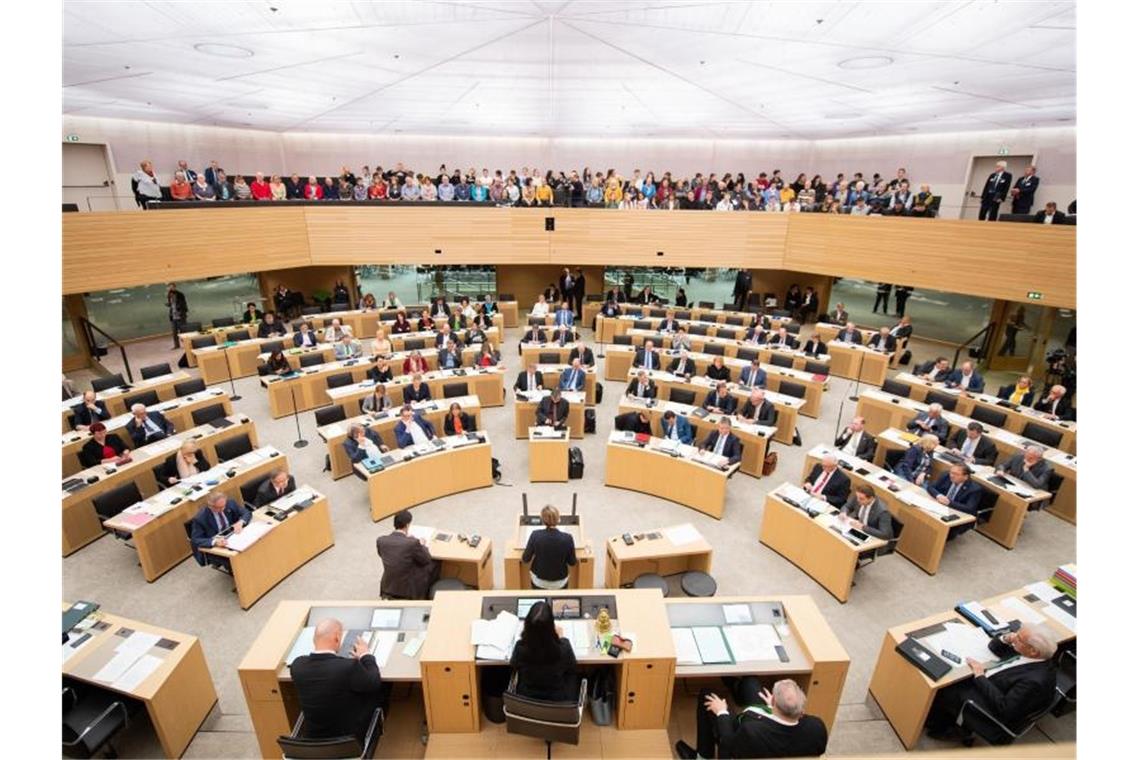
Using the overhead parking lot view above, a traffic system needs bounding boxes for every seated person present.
[626,369,657,399]
[241,302,263,323]
[394,404,437,447]
[660,410,694,445]
[415,310,434,332]
[705,356,731,382]
[553,300,575,327]
[479,294,498,316]
[915,356,952,382]
[522,506,578,590]
[434,324,458,349]
[704,381,739,414]
[1033,384,1073,420]
[343,423,388,463]
[615,410,652,435]
[668,349,695,379]
[925,463,983,519]
[381,292,404,310]
[634,339,661,370]
[866,326,897,353]
[443,402,476,435]
[457,296,476,322]
[802,452,851,507]
[559,358,587,391]
[437,340,463,370]
[1034,201,1067,224]
[334,334,363,360]
[800,332,828,357]
[430,296,451,319]
[515,363,544,393]
[78,422,128,468]
[370,329,393,356]
[189,490,251,568]
[510,600,578,701]
[830,302,849,324]
[925,625,1057,745]
[840,485,894,541]
[521,323,547,344]
[893,434,940,485]
[293,322,318,348]
[471,311,493,330]
[465,323,487,345]
[530,294,550,317]
[701,417,742,468]
[537,388,570,430]
[948,422,998,466]
[945,360,984,392]
[323,318,353,343]
[738,388,777,426]
[996,445,1053,490]
[390,311,412,334]
[402,351,429,375]
[165,440,209,485]
[254,468,296,507]
[835,416,876,460]
[361,385,392,414]
[257,311,286,338]
[997,376,1035,407]
[890,315,913,345]
[289,617,392,746]
[377,509,439,600]
[659,311,680,333]
[72,390,111,430]
[125,403,174,447]
[671,326,692,352]
[568,339,595,367]
[675,678,828,760]
[402,373,432,404]
[738,359,767,389]
[368,357,393,384]
[476,341,501,367]
[266,349,292,375]
[907,403,949,444]
[600,297,622,317]
[550,324,575,347]
[767,326,799,350]
[835,322,863,344]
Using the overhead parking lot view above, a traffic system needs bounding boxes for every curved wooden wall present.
[62,208,1074,307]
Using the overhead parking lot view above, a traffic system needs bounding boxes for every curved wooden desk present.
[603,431,737,519]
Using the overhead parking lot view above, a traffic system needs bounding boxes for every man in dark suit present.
[626,370,657,399]
[978,161,1013,221]
[402,374,432,404]
[615,410,652,435]
[394,405,437,447]
[434,323,458,350]
[289,618,391,745]
[866,327,897,353]
[926,463,983,517]
[835,322,863,344]
[257,312,286,338]
[514,363,544,393]
[659,311,680,333]
[925,625,1057,744]
[704,382,738,415]
[872,283,893,314]
[738,359,767,390]
[550,324,575,347]
[72,390,110,430]
[521,324,547,344]
[830,302,849,324]
[254,469,296,507]
[189,491,252,567]
[701,417,742,467]
[997,376,1036,407]
[835,416,876,460]
[344,423,388,463]
[430,296,450,319]
[558,358,586,391]
[798,287,819,323]
[660,410,694,445]
[559,268,576,310]
[916,357,953,383]
[767,326,799,350]
[738,388,776,426]
[568,339,594,367]
[437,341,463,371]
[125,404,175,447]
[1033,201,1067,224]
[800,332,828,357]
[1010,166,1039,214]
[841,485,893,541]
[802,453,850,507]
[948,422,998,466]
[667,349,694,380]
[292,322,318,348]
[1033,384,1073,420]
[634,339,660,371]
[573,267,586,320]
[907,404,950,444]
[997,446,1053,490]
[732,270,752,311]
[945,361,985,392]
[376,510,438,600]
[537,388,570,430]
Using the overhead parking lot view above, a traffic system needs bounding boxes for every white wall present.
[62,115,1075,217]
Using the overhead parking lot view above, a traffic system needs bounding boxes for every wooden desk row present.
[604,431,738,519]
[591,304,792,340]
[260,342,499,380]
[814,322,905,369]
[510,361,598,406]
[513,389,587,438]
[599,312,792,344]
[61,415,256,557]
[62,371,193,432]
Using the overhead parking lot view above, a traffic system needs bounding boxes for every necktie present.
[215,510,228,532]
[962,437,976,457]
[812,470,831,494]
[571,370,578,388]
[859,503,870,524]
[714,435,726,456]
[528,375,535,391]
[948,483,961,502]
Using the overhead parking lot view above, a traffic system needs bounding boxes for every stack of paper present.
[369,631,399,668]
[999,597,1046,625]
[471,611,520,661]
[664,524,702,546]
[92,631,161,685]
[1052,565,1077,597]
[1042,602,1076,632]
[323,423,345,437]
[408,525,435,543]
[560,620,592,656]
[692,626,733,664]
[224,520,274,552]
[370,609,402,629]
[672,628,702,665]
[923,622,996,665]
[722,604,753,625]
[723,624,782,662]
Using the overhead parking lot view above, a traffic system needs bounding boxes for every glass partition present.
[828,278,994,345]
[602,267,735,307]
[355,265,496,306]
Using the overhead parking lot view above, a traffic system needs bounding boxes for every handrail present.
[78,317,134,382]
[952,321,996,367]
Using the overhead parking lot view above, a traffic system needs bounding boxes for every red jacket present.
[304,182,323,200]
[250,180,271,200]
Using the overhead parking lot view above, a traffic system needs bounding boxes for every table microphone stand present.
[223,350,242,401]
[848,347,868,402]
[288,384,308,448]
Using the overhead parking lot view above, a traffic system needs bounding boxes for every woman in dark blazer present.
[266,349,291,376]
[510,601,578,702]
[705,356,731,382]
[391,311,412,334]
[241,302,263,323]
[367,358,394,384]
[443,403,476,435]
[801,332,829,357]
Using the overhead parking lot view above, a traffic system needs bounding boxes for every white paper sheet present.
[93,650,145,683]
[61,633,97,664]
[1041,603,1077,632]
[923,622,997,664]
[370,609,403,629]
[723,624,782,662]
[408,525,435,543]
[560,620,592,656]
[112,654,163,691]
[115,631,160,656]
[369,631,399,668]
[671,628,702,666]
[999,597,1046,625]
[664,523,702,546]
[224,520,274,552]
[402,635,425,658]
[722,604,753,625]
[1025,581,1063,603]
[286,627,316,665]
[692,626,733,664]
[471,611,520,660]
[323,423,345,437]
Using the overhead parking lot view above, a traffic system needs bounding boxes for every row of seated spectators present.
[132,160,939,216]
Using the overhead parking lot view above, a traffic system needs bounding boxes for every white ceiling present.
[63,0,1076,139]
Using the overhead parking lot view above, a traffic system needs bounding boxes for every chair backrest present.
[214,434,253,462]
[970,405,1007,428]
[539,352,560,365]
[634,320,653,330]
[669,388,696,405]
[124,390,160,409]
[275,735,364,760]
[190,403,227,425]
[212,316,235,328]
[264,340,285,355]
[498,293,515,301]
[881,379,911,398]
[152,455,175,489]
[191,336,216,349]
[92,481,142,520]
[183,321,203,333]
[715,328,737,339]
[768,353,793,369]
[174,378,207,397]
[503,677,587,748]
[226,329,249,342]
[785,321,802,334]
[301,306,323,316]
[736,347,759,363]
[884,448,906,471]
[91,374,126,393]
[240,475,270,506]
[977,487,1000,519]
[612,334,632,346]
[647,308,667,319]
[1022,421,1063,449]
[528,316,545,326]
[703,343,725,357]
[331,301,350,312]
[779,381,806,399]
[315,406,347,427]
[139,363,172,380]
[404,338,426,351]
[326,373,354,389]
[769,309,791,319]
[300,352,326,368]
[698,300,715,309]
[674,310,691,320]
[924,390,958,413]
[724,316,745,327]
[804,360,830,376]
[443,382,469,398]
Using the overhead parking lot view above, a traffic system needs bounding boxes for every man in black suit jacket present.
[732,270,752,311]
[72,391,111,429]
[537,389,570,430]
[254,469,296,507]
[835,417,876,460]
[948,422,998,466]
[1033,202,1067,224]
[738,388,777,426]
[568,340,595,367]
[634,339,660,371]
[916,357,953,383]
[659,312,680,333]
[926,625,1057,744]
[289,618,391,745]
[866,327,897,353]
[840,485,893,541]
[802,454,851,507]
[1033,384,1073,420]
[767,326,799,350]
[376,510,438,599]
[572,267,586,320]
[626,370,657,399]
[1010,166,1039,214]
[402,374,433,404]
[668,350,695,379]
[257,312,287,338]
[615,410,652,435]
[701,418,742,467]
[835,322,863,344]
[125,404,175,447]
[704,382,738,415]
[189,491,252,567]
[925,463,984,519]
[978,161,1013,221]
[521,324,547,344]
[514,363,544,393]
[907,405,950,445]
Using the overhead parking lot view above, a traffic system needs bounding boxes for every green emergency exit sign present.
[1027,291,1043,300]
[65,134,80,142]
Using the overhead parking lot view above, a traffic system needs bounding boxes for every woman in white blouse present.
[530,294,550,317]
[370,328,393,356]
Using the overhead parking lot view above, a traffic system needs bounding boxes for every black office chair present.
[698,300,715,309]
[669,388,697,405]
[404,338,426,351]
[174,378,206,396]
[326,373,354,390]
[300,352,326,368]
[62,683,139,759]
[503,675,587,758]
[91,482,142,521]
[779,381,806,399]
[925,390,958,413]
[539,352,560,364]
[191,403,227,425]
[301,306,323,316]
[226,329,249,343]
[724,316,745,327]
[139,363,171,380]
[970,405,1008,428]
[528,316,546,327]
[646,308,666,319]
[277,708,383,760]
[124,390,159,409]
[1022,422,1063,449]
[190,335,216,350]
[1052,650,1077,716]
[881,379,912,398]
[152,454,176,490]
[263,340,285,355]
[498,292,515,301]
[680,571,718,597]
[675,310,691,320]
[715,328,736,339]
[240,475,271,510]
[212,316,235,328]
[956,686,1064,746]
[214,434,253,462]
[804,360,829,377]
[1041,472,1065,510]
[429,578,468,598]
[315,406,347,427]
[612,334,633,346]
[736,347,759,363]
[769,309,791,319]
[785,321,803,335]
[182,321,202,333]
[91,374,126,393]
[703,343,725,356]
[629,319,648,330]
[883,449,906,471]
[443,382,468,399]
[975,488,1000,525]
[768,353,793,369]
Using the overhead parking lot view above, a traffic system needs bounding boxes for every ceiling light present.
[824,112,861,120]
[194,43,255,58]
[837,56,893,70]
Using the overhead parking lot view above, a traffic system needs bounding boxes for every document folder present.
[896,636,951,681]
